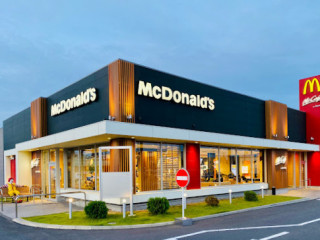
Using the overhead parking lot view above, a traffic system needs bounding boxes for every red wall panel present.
[10,158,16,183]
[186,143,200,190]
[308,152,320,186]
[299,76,320,186]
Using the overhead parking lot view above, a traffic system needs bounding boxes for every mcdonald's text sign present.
[299,76,320,111]
[299,75,320,144]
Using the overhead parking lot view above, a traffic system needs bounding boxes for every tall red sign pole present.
[176,169,190,219]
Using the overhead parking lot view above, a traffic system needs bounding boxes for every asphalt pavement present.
[2,199,320,240]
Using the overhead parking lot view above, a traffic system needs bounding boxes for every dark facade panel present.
[47,66,109,135]
[134,65,266,138]
[288,108,306,143]
[3,108,31,150]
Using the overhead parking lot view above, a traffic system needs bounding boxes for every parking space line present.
[259,231,289,240]
[164,218,320,240]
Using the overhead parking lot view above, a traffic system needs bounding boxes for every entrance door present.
[48,162,56,198]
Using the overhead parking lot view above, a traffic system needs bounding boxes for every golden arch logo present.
[303,78,320,95]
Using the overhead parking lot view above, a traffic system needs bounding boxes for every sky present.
[1,1,320,127]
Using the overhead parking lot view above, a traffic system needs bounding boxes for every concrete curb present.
[10,198,311,230]
[12,218,175,230]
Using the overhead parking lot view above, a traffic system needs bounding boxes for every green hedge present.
[84,201,108,219]
[147,197,170,215]
[205,195,219,206]
[244,191,258,201]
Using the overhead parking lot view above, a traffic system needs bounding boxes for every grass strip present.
[23,196,300,226]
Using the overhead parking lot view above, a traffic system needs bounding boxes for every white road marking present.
[164,218,320,240]
[259,231,289,240]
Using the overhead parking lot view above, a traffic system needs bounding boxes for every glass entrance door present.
[48,162,56,198]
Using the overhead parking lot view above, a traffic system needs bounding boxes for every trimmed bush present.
[84,201,108,219]
[205,196,219,206]
[147,197,170,215]
[244,191,258,201]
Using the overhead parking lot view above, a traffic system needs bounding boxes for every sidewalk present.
[0,199,82,219]
[280,187,320,199]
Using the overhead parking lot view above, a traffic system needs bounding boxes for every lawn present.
[23,195,300,226]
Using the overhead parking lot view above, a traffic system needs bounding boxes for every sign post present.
[176,169,190,220]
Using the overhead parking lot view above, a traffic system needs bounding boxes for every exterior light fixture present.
[68,198,73,219]
[126,114,132,120]
[228,189,232,204]
[131,137,135,139]
[285,136,289,140]
[122,199,127,219]
[311,137,315,141]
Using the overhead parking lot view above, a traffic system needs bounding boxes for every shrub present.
[147,197,170,215]
[205,196,219,206]
[244,191,258,201]
[84,201,108,219]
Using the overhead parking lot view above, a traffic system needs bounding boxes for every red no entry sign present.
[176,169,190,188]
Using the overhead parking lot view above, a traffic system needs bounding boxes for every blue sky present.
[1,1,320,127]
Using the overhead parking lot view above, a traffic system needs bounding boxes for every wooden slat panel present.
[265,100,288,140]
[108,60,135,122]
[31,97,47,139]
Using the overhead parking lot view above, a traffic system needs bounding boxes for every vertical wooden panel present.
[267,149,288,189]
[108,59,135,122]
[265,100,288,140]
[31,97,47,139]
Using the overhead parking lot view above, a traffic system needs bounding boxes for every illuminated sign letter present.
[303,78,320,95]
[138,81,153,97]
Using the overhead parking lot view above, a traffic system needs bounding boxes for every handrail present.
[300,178,311,188]
[15,191,87,218]
[0,188,16,212]
[30,186,43,203]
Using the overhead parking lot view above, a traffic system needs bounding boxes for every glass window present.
[135,142,161,192]
[67,149,80,189]
[80,147,96,190]
[238,149,252,184]
[162,144,184,190]
[253,150,263,183]
[220,148,237,185]
[59,149,64,188]
[200,147,219,187]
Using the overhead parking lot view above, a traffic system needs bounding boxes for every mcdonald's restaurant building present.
[2,59,320,207]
